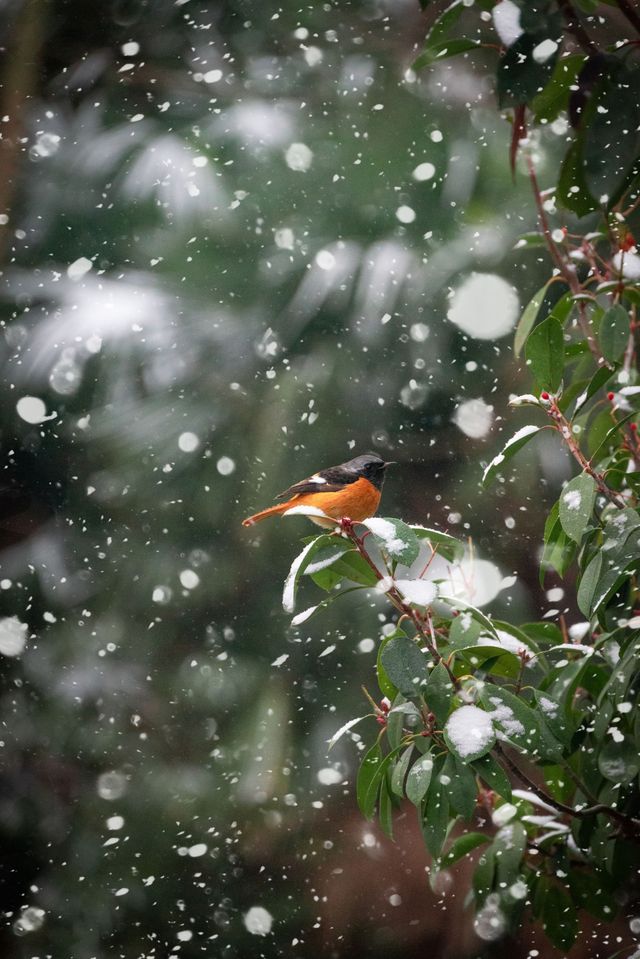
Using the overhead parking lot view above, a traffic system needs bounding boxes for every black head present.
[342,452,393,490]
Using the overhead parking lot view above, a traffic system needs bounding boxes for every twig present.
[558,0,599,54]
[544,398,626,509]
[526,156,601,362]
[495,744,640,834]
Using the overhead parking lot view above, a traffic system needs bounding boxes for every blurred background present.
[0,0,590,956]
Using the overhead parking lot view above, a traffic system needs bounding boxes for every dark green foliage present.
[293,2,640,951]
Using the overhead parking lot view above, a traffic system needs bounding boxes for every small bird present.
[242,452,393,529]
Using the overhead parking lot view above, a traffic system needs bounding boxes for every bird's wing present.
[276,465,359,500]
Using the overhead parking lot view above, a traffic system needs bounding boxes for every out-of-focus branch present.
[0,0,49,267]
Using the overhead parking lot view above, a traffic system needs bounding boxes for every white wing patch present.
[309,474,327,484]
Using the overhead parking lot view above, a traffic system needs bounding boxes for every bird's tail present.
[242,502,291,527]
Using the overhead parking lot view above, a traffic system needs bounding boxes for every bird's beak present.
[383,461,396,468]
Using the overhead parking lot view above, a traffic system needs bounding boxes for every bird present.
[242,452,393,529]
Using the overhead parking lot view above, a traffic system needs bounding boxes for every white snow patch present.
[563,489,582,511]
[481,629,532,659]
[0,616,28,657]
[216,456,235,476]
[305,550,344,574]
[412,162,435,182]
[492,0,523,46]
[16,396,53,424]
[442,558,505,608]
[67,256,93,281]
[282,540,318,612]
[448,273,519,340]
[492,803,517,826]
[445,705,494,758]
[285,142,313,172]
[317,767,343,785]
[612,251,640,280]
[243,906,273,936]
[291,605,319,626]
[488,698,525,739]
[362,517,406,557]
[395,579,437,606]
[454,398,494,439]
[538,696,558,718]
[532,39,558,63]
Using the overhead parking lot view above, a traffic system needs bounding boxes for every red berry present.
[540,391,550,401]
[607,392,615,401]
[632,423,638,432]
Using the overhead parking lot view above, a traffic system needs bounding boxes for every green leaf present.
[408,524,464,562]
[425,661,453,725]
[582,58,640,206]
[525,315,564,392]
[413,37,482,69]
[598,737,640,784]
[380,635,428,696]
[438,597,499,639]
[569,869,616,922]
[599,304,629,363]
[378,775,394,838]
[532,53,588,123]
[363,516,421,566]
[327,551,380,587]
[356,741,383,818]
[482,425,543,487]
[406,751,435,805]
[440,831,489,869]
[497,31,561,108]
[514,282,549,356]
[558,472,597,543]
[390,744,414,797]
[573,364,617,415]
[449,612,482,649]
[534,691,573,748]
[494,820,527,885]
[472,753,512,800]
[589,408,637,461]
[540,500,577,583]
[557,140,598,216]
[577,550,602,617]
[424,0,465,47]
[541,882,579,951]
[377,627,406,699]
[472,845,496,903]
[444,754,478,820]
[421,773,449,857]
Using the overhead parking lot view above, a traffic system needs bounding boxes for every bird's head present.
[344,452,395,489]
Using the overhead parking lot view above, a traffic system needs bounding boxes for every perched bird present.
[242,452,393,529]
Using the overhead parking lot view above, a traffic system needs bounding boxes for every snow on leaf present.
[482,425,541,487]
[444,705,495,761]
[395,579,438,607]
[291,605,319,626]
[282,539,322,612]
[327,715,370,750]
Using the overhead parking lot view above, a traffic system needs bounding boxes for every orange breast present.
[291,477,381,524]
